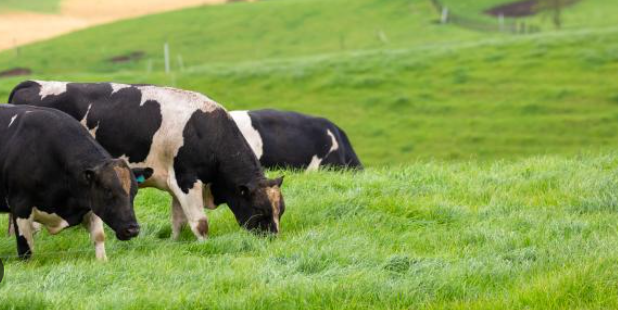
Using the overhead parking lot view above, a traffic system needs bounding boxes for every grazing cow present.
[0,105,152,260]
[230,109,363,171]
[9,81,285,241]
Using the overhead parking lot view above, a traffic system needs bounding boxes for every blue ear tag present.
[136,175,145,184]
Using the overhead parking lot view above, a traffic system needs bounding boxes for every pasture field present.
[0,0,60,13]
[0,0,617,165]
[2,155,618,309]
[0,0,617,308]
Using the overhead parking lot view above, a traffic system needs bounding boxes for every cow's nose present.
[123,224,140,238]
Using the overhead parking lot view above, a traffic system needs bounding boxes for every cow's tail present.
[335,125,363,170]
[8,80,38,103]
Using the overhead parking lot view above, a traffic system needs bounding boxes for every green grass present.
[0,0,617,166]
[0,0,617,308]
[0,0,61,13]
[3,155,618,309]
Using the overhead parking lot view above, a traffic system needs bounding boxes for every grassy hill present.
[0,0,616,165]
[0,0,617,309]
[2,155,618,309]
[0,0,60,13]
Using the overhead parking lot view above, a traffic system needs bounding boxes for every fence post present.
[499,14,505,32]
[164,42,170,74]
[441,7,449,24]
[177,55,185,72]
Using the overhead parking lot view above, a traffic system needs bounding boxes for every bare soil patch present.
[108,51,146,63]
[485,0,580,17]
[0,0,232,52]
[0,67,32,78]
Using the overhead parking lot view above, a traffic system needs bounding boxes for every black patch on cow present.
[245,109,363,170]
[9,81,163,163]
[173,109,222,193]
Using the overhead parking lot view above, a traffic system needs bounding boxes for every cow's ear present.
[239,181,258,198]
[84,169,97,185]
[269,176,284,187]
[239,185,251,198]
[132,167,154,184]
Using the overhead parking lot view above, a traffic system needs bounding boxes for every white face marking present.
[32,207,70,235]
[266,187,281,232]
[110,83,130,95]
[36,81,68,99]
[230,111,264,160]
[8,115,17,127]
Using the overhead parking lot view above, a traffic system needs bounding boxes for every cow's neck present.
[214,122,266,189]
[216,146,264,189]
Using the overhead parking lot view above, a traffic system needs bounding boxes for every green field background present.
[1,0,618,308]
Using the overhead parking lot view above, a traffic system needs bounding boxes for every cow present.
[230,109,363,171]
[0,104,153,260]
[9,81,285,241]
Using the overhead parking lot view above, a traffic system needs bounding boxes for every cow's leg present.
[167,172,208,241]
[82,212,107,262]
[13,213,34,260]
[9,214,41,236]
[171,197,187,240]
[7,214,14,236]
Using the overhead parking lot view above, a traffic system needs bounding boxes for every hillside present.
[0,0,617,167]
[2,155,618,309]
[0,0,224,51]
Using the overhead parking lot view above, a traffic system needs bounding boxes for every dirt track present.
[0,0,228,52]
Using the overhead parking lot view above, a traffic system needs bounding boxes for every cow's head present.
[218,177,285,235]
[83,159,153,241]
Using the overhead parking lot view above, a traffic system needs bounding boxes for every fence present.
[429,0,544,34]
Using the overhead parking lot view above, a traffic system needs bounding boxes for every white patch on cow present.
[32,207,69,235]
[307,155,322,171]
[167,169,208,241]
[327,129,339,153]
[112,85,219,241]
[306,129,340,172]
[36,81,67,99]
[8,115,17,127]
[80,104,99,137]
[82,212,107,261]
[110,83,130,94]
[16,215,35,251]
[230,111,264,160]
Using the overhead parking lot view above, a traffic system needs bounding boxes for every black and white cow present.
[9,81,285,241]
[230,109,363,171]
[0,104,152,260]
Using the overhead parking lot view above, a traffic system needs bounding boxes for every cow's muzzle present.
[116,223,140,241]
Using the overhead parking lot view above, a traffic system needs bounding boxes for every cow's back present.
[233,109,362,170]
[9,81,226,190]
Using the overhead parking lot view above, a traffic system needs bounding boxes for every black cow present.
[230,110,363,171]
[9,81,285,241]
[0,105,152,260]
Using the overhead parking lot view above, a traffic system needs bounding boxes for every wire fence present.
[429,0,583,34]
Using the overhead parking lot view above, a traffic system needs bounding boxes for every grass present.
[0,0,617,307]
[0,0,61,13]
[2,155,618,309]
[0,0,617,166]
